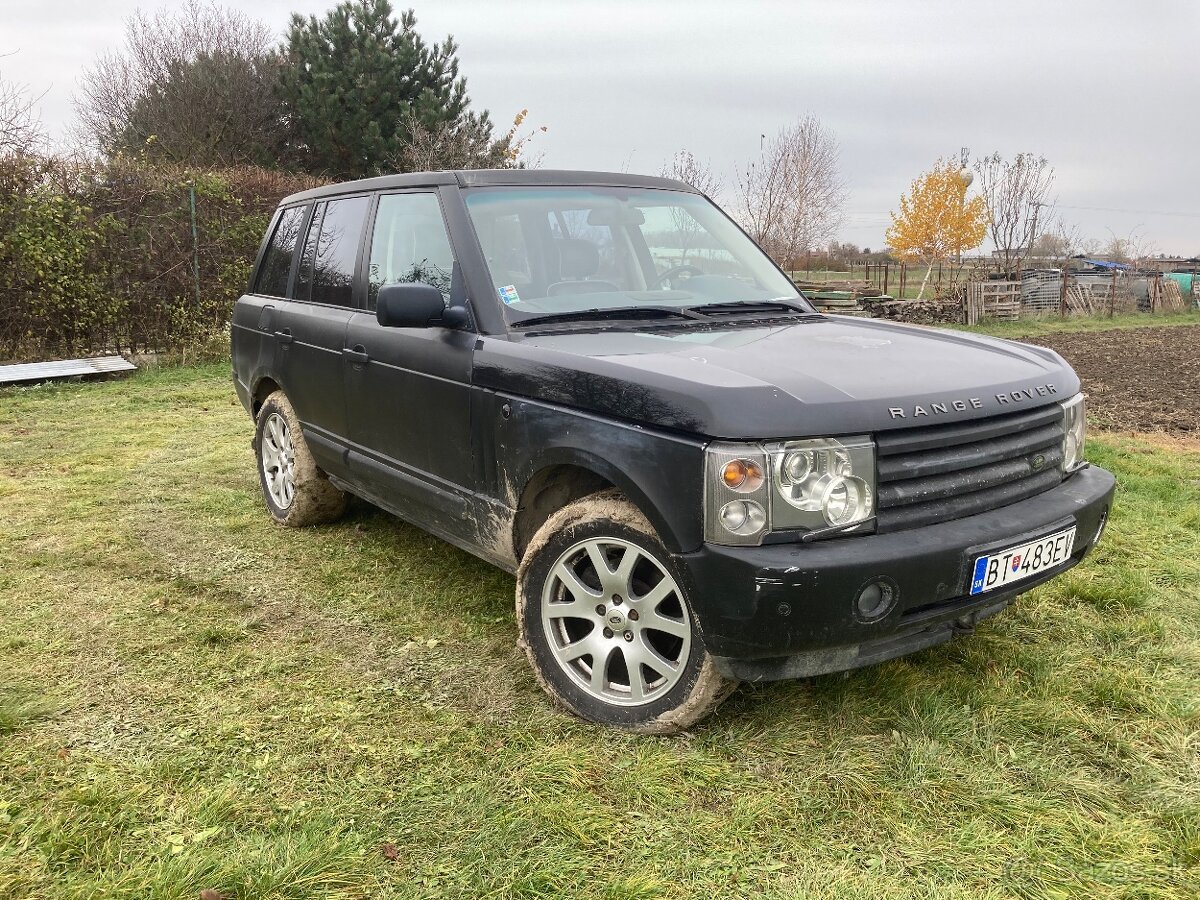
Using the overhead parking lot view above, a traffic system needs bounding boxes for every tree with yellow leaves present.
[886,158,989,299]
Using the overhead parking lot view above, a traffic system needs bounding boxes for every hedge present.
[0,155,321,361]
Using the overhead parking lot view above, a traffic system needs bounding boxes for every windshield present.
[462,186,803,321]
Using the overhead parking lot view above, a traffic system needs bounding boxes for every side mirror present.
[376,283,468,329]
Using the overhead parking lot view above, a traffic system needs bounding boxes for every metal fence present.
[959,269,1199,323]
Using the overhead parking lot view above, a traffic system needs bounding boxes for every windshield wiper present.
[513,305,709,329]
[685,299,816,317]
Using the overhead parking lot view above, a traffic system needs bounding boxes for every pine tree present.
[279,0,502,178]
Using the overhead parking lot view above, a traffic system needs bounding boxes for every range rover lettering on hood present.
[485,316,1081,437]
[889,383,1058,419]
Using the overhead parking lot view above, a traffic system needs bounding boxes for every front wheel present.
[254,391,347,527]
[516,491,733,733]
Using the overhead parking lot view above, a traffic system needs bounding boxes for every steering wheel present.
[652,264,705,289]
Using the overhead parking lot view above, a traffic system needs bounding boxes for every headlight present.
[1061,393,1086,472]
[704,437,876,546]
[769,437,875,530]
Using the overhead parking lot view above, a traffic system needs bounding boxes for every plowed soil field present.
[1026,325,1200,432]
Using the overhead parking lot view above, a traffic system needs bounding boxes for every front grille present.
[874,404,1065,532]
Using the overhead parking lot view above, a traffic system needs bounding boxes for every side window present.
[367,192,456,308]
[294,202,325,301]
[254,204,307,297]
[294,195,370,306]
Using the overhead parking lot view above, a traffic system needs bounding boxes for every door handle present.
[343,345,370,365]
[274,328,293,345]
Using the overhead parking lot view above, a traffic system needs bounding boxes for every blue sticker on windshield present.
[498,284,520,305]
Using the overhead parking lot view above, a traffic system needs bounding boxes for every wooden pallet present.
[965,281,1021,324]
[1161,279,1187,313]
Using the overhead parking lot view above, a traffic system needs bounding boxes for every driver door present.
[342,190,476,538]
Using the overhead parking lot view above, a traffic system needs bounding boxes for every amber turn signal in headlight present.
[721,458,764,492]
[705,444,771,546]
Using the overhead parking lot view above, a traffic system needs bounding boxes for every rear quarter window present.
[254,204,308,298]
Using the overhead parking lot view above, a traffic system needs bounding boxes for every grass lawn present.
[954,310,1200,339]
[1,354,1198,897]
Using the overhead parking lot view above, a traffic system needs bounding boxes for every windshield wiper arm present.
[801,516,877,543]
[513,305,709,328]
[685,299,816,317]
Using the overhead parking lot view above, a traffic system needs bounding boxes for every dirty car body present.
[231,169,1114,727]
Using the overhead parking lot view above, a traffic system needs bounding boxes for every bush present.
[0,154,320,361]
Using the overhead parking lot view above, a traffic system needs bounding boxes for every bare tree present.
[1030,218,1082,265]
[1070,229,1157,267]
[660,149,721,198]
[1102,228,1156,267]
[973,151,1055,274]
[0,63,45,156]
[735,116,846,271]
[75,1,283,167]
[394,113,505,172]
[656,150,723,265]
[393,108,545,172]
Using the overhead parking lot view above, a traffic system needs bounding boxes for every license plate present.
[969,526,1076,595]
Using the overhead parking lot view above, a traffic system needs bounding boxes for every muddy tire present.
[516,490,734,733]
[254,390,347,527]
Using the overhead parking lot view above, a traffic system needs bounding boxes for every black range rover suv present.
[232,169,1114,732]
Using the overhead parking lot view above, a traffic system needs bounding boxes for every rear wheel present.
[254,391,347,527]
[516,491,733,733]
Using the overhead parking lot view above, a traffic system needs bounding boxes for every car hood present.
[472,315,1079,439]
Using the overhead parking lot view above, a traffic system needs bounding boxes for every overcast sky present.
[4,0,1198,254]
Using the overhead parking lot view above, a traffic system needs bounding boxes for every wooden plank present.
[0,356,136,386]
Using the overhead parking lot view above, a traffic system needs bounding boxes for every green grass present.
[954,310,1200,339]
[1,364,1198,898]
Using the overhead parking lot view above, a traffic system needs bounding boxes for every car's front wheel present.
[254,390,347,527]
[516,490,733,733]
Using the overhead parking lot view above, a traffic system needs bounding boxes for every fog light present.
[855,579,896,621]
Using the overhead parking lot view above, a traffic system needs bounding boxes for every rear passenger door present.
[273,194,371,476]
[232,203,307,408]
[342,190,476,533]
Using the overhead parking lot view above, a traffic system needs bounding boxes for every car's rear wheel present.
[254,391,347,527]
[516,490,733,733]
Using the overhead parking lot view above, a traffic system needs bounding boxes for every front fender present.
[497,395,707,553]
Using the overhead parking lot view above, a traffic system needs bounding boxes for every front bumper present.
[677,465,1115,680]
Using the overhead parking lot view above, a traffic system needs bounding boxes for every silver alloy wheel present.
[541,537,692,706]
[261,412,297,509]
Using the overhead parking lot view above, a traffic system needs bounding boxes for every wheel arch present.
[251,375,282,417]
[511,447,696,561]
